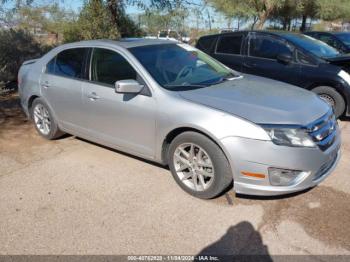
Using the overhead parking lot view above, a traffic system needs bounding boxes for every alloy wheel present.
[319,93,335,108]
[173,143,215,191]
[33,104,51,135]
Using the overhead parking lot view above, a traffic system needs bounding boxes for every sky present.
[66,0,151,14]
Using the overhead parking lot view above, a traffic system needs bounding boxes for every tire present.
[31,98,64,140]
[168,131,232,199]
[312,86,345,118]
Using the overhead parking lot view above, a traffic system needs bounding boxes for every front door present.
[242,33,302,87]
[81,48,157,158]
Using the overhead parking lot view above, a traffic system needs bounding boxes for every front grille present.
[306,110,337,151]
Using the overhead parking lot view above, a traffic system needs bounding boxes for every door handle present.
[243,62,256,68]
[41,81,50,89]
[87,92,100,101]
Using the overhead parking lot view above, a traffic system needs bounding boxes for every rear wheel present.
[31,98,64,140]
[312,86,345,118]
[168,132,232,199]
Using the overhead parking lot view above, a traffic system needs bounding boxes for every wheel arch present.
[307,82,346,99]
[27,95,40,116]
[27,95,60,125]
[161,126,231,167]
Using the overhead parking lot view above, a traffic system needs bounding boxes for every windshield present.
[129,44,237,90]
[336,33,350,47]
[284,34,340,58]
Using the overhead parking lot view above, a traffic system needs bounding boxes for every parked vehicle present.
[158,30,181,41]
[18,39,340,199]
[305,31,350,54]
[196,31,350,117]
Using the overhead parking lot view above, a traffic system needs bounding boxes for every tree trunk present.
[251,16,258,30]
[282,18,287,30]
[256,11,269,30]
[300,15,307,32]
[287,19,291,31]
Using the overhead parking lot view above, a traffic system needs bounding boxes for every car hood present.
[325,55,350,72]
[178,75,330,125]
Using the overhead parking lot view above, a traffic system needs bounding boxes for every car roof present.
[198,30,306,39]
[306,31,350,36]
[59,38,179,49]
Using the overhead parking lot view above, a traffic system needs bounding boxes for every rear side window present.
[91,48,137,86]
[249,35,292,60]
[46,48,88,79]
[197,37,216,53]
[216,35,243,55]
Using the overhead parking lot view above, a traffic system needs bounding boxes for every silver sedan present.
[18,39,341,199]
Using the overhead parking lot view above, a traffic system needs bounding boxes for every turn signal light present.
[241,172,266,179]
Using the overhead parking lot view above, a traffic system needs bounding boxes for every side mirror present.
[277,53,293,64]
[115,79,144,94]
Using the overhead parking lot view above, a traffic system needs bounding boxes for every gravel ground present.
[0,93,349,257]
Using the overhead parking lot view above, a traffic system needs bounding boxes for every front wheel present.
[312,86,345,118]
[168,132,233,199]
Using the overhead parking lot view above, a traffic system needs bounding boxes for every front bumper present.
[220,127,341,196]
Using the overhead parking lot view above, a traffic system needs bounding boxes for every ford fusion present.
[18,39,341,199]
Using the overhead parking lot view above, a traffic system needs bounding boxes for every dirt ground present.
[1,93,350,257]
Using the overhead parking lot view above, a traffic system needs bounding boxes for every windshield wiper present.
[163,83,208,90]
[207,74,241,86]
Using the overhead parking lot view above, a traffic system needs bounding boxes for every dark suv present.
[196,31,350,117]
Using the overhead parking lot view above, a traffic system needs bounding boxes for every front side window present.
[91,48,137,86]
[249,35,293,60]
[129,44,237,90]
[47,48,88,79]
[216,35,243,55]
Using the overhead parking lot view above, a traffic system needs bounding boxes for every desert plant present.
[0,29,46,84]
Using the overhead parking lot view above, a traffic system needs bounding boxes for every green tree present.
[63,0,119,42]
[0,29,45,83]
[207,0,286,29]
[270,0,299,30]
[293,0,350,31]
[205,0,249,29]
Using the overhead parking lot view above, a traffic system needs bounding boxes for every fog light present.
[268,168,309,186]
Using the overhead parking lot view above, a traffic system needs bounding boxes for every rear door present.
[211,33,245,72]
[242,33,301,86]
[40,47,90,131]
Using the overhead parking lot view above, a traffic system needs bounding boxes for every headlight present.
[338,70,350,86]
[263,126,316,147]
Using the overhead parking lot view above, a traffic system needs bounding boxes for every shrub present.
[0,29,47,84]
